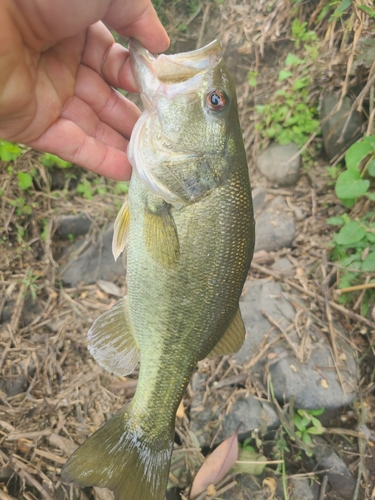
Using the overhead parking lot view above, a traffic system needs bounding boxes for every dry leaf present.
[320,379,329,389]
[97,280,122,297]
[190,431,238,499]
[262,476,277,498]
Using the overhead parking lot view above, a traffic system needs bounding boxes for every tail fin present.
[62,408,174,500]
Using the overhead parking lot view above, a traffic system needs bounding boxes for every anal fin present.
[208,307,246,357]
[87,296,139,376]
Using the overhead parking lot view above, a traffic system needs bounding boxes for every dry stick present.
[338,282,375,294]
[321,255,345,393]
[261,310,301,363]
[0,492,17,500]
[12,457,55,500]
[251,262,375,330]
[339,19,362,107]
[318,475,329,500]
[196,2,211,50]
[338,65,375,145]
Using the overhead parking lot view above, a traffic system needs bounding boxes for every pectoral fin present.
[144,202,179,267]
[112,199,130,261]
[88,297,139,376]
[208,308,246,357]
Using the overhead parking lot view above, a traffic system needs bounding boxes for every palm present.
[0,0,169,179]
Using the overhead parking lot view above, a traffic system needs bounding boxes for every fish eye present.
[207,90,227,111]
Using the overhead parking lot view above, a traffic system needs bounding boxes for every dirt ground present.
[1,1,375,499]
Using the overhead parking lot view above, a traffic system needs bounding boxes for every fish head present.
[128,39,243,204]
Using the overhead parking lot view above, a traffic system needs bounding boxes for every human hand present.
[0,0,169,180]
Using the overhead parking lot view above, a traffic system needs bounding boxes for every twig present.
[318,475,328,500]
[338,282,375,294]
[261,310,302,363]
[251,262,375,330]
[196,2,211,49]
[321,254,345,393]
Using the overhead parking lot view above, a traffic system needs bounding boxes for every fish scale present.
[62,38,254,500]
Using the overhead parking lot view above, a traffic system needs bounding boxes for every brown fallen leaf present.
[190,431,238,499]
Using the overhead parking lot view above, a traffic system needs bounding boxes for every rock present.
[54,214,92,239]
[320,94,363,160]
[257,142,301,187]
[59,226,126,287]
[254,196,296,252]
[236,279,358,410]
[272,257,294,275]
[5,374,28,397]
[276,477,319,500]
[270,334,357,409]
[190,371,279,448]
[236,279,295,364]
[220,472,271,499]
[313,439,356,499]
[252,186,267,215]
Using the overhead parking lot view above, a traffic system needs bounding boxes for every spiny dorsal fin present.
[112,199,130,261]
[144,204,179,267]
[87,297,139,376]
[208,307,246,357]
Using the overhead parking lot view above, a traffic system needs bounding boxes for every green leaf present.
[308,408,324,416]
[307,426,325,435]
[362,252,375,272]
[278,70,293,81]
[345,140,374,170]
[285,53,304,66]
[302,432,313,445]
[248,71,258,87]
[293,414,304,431]
[327,216,345,226]
[17,172,33,190]
[335,0,352,15]
[366,192,375,201]
[293,77,310,90]
[335,169,370,199]
[335,221,366,245]
[368,159,375,177]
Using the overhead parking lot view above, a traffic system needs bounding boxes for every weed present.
[21,269,41,303]
[0,140,23,162]
[327,135,375,312]
[39,152,72,168]
[293,408,324,454]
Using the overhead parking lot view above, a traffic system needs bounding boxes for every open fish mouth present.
[129,39,222,106]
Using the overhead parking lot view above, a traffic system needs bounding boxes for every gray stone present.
[313,439,356,499]
[252,186,267,215]
[276,477,319,500]
[54,214,92,239]
[254,196,296,252]
[236,279,358,410]
[270,335,357,409]
[320,94,363,160]
[190,371,279,448]
[257,142,301,187]
[236,280,294,364]
[59,226,126,286]
[272,257,294,275]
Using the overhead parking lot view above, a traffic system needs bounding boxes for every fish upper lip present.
[129,39,222,105]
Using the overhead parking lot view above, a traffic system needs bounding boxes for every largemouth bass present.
[62,39,255,500]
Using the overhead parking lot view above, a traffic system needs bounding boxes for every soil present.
[1,2,375,500]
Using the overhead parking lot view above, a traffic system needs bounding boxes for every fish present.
[62,39,255,500]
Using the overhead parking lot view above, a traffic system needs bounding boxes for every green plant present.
[293,409,324,454]
[21,269,41,302]
[39,152,72,168]
[327,135,375,312]
[0,140,23,162]
[334,136,375,207]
